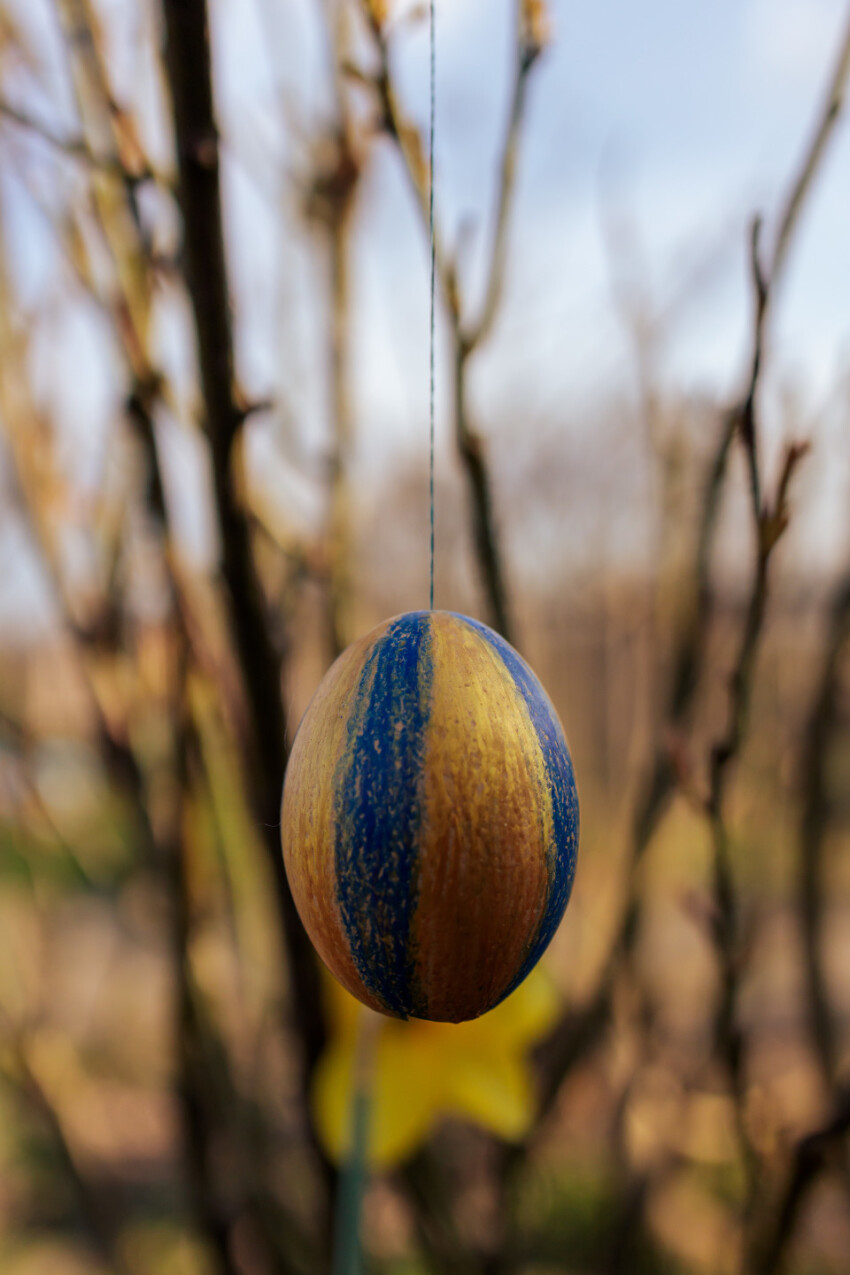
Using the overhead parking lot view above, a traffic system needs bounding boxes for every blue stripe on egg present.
[333,611,433,1018]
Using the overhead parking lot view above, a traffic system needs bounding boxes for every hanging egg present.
[281,610,579,1023]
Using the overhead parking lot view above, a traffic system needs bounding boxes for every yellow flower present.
[311,966,561,1169]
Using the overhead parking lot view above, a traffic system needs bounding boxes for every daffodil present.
[311,965,561,1169]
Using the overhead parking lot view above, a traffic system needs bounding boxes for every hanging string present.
[428,0,436,610]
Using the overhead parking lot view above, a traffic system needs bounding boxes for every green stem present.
[332,1012,378,1275]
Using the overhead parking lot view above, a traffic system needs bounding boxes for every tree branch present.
[160,0,329,1109]
[798,571,850,1089]
[751,1087,850,1275]
[770,10,850,288]
[361,0,540,640]
[0,1044,131,1274]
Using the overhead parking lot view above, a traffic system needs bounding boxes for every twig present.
[0,1045,131,1274]
[692,14,850,1209]
[0,97,94,162]
[0,92,164,193]
[362,0,543,640]
[798,571,850,1089]
[452,5,546,641]
[304,108,361,659]
[460,7,543,353]
[327,188,355,660]
[705,278,809,1221]
[769,11,850,289]
[735,4,850,516]
[450,335,514,639]
[167,696,246,1275]
[314,11,362,652]
[751,1087,850,1275]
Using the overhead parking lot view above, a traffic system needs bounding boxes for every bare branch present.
[770,9,850,288]
[705,428,808,1219]
[0,96,91,160]
[751,1087,850,1275]
[461,7,542,352]
[362,0,537,640]
[692,24,850,1198]
[798,571,850,1089]
[0,1043,131,1274]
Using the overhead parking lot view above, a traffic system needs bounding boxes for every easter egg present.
[281,610,579,1023]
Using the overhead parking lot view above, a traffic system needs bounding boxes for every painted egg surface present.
[281,610,579,1023]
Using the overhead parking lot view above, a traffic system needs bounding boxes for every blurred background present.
[0,0,849,1272]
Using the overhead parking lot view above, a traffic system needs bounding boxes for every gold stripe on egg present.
[281,621,391,1014]
[411,612,552,1021]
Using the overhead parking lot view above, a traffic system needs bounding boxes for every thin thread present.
[428,0,436,610]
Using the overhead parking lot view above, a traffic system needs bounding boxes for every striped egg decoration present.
[281,610,579,1023]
